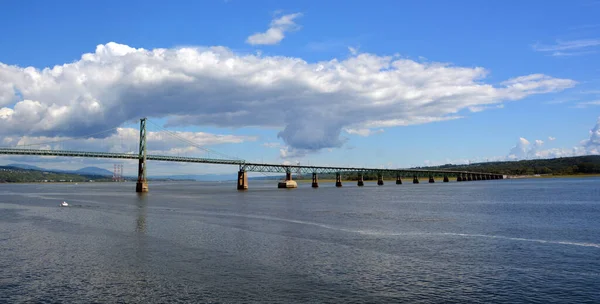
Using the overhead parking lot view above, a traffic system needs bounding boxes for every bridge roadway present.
[0,147,501,180]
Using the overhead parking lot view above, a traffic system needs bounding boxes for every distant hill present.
[3,163,247,181]
[8,163,113,176]
[414,155,600,175]
[74,167,113,176]
[7,163,46,171]
[0,165,112,183]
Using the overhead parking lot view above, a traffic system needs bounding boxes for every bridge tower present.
[136,118,149,192]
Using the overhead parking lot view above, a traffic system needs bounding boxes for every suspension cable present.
[146,120,243,161]
[1,126,122,148]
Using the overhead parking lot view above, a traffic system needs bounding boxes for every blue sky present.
[0,0,599,175]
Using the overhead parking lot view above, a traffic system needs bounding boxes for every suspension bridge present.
[0,118,503,192]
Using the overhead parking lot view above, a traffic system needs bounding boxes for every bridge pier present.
[467,174,473,181]
[237,170,248,190]
[136,118,148,193]
[312,173,319,188]
[396,174,402,185]
[443,175,449,182]
[278,170,298,188]
[357,173,364,186]
[457,174,463,182]
[476,174,482,181]
[413,175,419,184]
[429,175,435,183]
[335,172,343,187]
[377,173,384,186]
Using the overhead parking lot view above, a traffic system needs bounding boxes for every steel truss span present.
[242,163,487,177]
[0,148,499,177]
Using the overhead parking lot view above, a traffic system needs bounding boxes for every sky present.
[0,0,599,176]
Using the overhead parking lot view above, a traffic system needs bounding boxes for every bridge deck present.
[0,148,495,176]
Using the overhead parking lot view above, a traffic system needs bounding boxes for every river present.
[1,178,599,303]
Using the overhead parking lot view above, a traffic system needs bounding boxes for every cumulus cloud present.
[508,137,531,159]
[548,136,556,141]
[0,42,576,156]
[246,13,302,45]
[582,117,600,153]
[506,117,600,160]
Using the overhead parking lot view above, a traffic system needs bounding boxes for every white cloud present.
[344,128,384,137]
[0,42,576,156]
[533,39,600,52]
[548,136,556,141]
[582,117,600,151]
[532,38,600,56]
[552,50,597,57]
[575,100,600,108]
[262,142,281,148]
[508,137,531,159]
[246,13,302,45]
[507,117,600,160]
[279,146,311,159]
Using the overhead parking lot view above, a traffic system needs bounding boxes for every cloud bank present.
[507,117,600,160]
[0,42,576,155]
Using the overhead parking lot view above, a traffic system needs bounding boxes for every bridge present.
[0,118,503,192]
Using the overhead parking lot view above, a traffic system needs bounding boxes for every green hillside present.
[417,155,600,175]
[0,166,112,183]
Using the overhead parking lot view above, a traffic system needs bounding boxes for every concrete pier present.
[457,174,463,182]
[396,175,402,185]
[377,173,384,186]
[136,181,148,192]
[335,172,343,187]
[467,174,473,181]
[443,175,449,182]
[413,175,419,184]
[428,175,435,183]
[278,171,298,188]
[476,174,482,181]
[237,170,248,190]
[311,173,319,188]
[357,173,364,187]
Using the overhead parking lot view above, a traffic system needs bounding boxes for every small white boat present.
[60,201,69,207]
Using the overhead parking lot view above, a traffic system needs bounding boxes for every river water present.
[1,178,599,303]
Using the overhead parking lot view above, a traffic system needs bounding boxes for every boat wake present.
[195,211,600,249]
[439,232,600,249]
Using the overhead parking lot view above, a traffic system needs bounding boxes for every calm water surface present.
[1,178,599,303]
